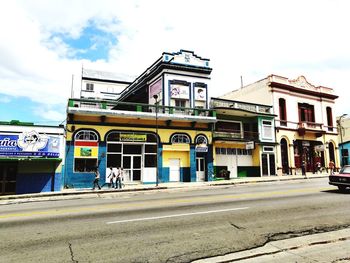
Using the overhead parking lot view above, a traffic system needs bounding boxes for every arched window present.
[280,138,289,174]
[171,134,190,144]
[279,98,287,126]
[75,130,98,141]
[326,107,333,131]
[73,130,99,173]
[195,135,208,145]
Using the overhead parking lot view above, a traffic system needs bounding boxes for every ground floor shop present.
[213,142,277,178]
[278,133,339,175]
[0,123,65,195]
[64,127,213,189]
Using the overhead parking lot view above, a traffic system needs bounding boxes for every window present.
[263,146,274,153]
[195,135,208,145]
[74,159,97,172]
[326,107,333,131]
[279,98,287,126]
[74,130,99,173]
[75,130,98,141]
[298,103,315,123]
[86,83,94,91]
[171,134,190,144]
[262,120,273,140]
[175,99,186,108]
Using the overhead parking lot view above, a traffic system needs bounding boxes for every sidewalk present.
[0,173,329,202]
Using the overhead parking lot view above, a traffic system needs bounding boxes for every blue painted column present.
[206,144,214,181]
[190,145,197,182]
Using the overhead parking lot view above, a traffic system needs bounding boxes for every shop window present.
[107,143,122,153]
[145,144,157,153]
[106,154,121,168]
[215,148,221,154]
[171,134,190,144]
[237,149,242,155]
[144,155,156,167]
[220,148,227,155]
[74,158,97,172]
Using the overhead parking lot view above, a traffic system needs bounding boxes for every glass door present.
[122,155,142,182]
[196,157,205,182]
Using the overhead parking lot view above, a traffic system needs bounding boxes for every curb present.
[0,175,329,202]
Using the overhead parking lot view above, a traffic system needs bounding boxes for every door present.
[0,163,17,195]
[196,157,205,182]
[169,159,180,182]
[123,155,142,182]
[262,153,276,176]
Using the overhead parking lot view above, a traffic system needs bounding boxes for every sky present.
[0,0,350,125]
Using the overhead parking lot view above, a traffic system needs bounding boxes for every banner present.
[0,131,60,158]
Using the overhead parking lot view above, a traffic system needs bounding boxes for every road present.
[1,177,350,263]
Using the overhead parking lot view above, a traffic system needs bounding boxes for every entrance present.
[280,138,289,174]
[123,155,142,182]
[196,157,205,181]
[169,159,180,182]
[0,163,17,195]
[262,153,276,176]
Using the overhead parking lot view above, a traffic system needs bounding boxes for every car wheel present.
[338,186,347,192]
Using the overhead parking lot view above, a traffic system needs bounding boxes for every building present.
[211,97,277,178]
[220,75,339,175]
[0,120,65,195]
[337,115,350,166]
[80,68,132,101]
[64,50,216,189]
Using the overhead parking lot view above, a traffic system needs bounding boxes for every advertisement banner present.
[170,84,189,99]
[0,131,60,158]
[194,87,206,101]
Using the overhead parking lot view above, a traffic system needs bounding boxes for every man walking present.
[92,167,101,190]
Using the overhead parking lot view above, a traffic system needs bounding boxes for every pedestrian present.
[316,161,321,174]
[329,160,335,175]
[301,160,306,176]
[107,167,115,188]
[92,167,101,190]
[115,167,123,189]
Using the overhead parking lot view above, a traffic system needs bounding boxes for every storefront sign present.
[246,141,255,150]
[120,133,147,142]
[302,141,310,147]
[194,87,206,101]
[314,145,325,151]
[0,131,60,157]
[195,145,208,152]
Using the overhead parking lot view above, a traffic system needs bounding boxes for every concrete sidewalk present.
[0,173,329,202]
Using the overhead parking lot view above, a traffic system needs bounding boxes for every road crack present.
[68,242,78,263]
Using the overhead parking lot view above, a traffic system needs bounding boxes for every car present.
[329,165,350,191]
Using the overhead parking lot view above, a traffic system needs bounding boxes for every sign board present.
[195,145,208,152]
[0,131,60,157]
[170,84,189,99]
[302,141,310,147]
[314,145,325,151]
[120,133,146,142]
[246,141,255,150]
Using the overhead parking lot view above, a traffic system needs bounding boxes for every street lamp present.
[338,113,348,167]
[153,94,159,187]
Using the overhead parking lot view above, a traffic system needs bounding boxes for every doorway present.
[280,138,289,174]
[196,157,205,182]
[0,163,17,195]
[169,159,180,182]
[123,155,142,182]
[262,153,276,176]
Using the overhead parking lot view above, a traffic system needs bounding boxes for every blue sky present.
[0,0,350,125]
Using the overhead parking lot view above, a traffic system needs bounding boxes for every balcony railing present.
[210,98,272,114]
[68,98,216,118]
[213,128,260,141]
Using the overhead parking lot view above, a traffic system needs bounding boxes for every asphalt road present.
[1,178,350,263]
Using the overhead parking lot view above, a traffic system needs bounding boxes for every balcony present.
[213,128,259,142]
[297,121,325,137]
[211,98,273,115]
[67,98,216,123]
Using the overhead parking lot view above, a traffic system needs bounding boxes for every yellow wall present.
[252,147,260,166]
[67,124,212,144]
[163,151,190,167]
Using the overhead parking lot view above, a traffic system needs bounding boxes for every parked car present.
[329,165,350,191]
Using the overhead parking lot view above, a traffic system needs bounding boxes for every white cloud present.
[0,0,349,124]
